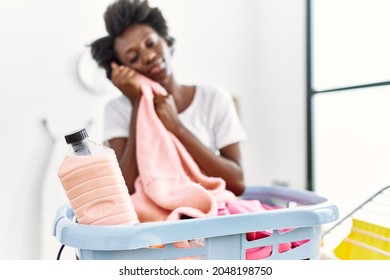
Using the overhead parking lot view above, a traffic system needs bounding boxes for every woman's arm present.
[154,92,245,196]
[174,125,245,196]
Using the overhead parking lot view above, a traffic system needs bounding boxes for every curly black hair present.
[90,0,175,79]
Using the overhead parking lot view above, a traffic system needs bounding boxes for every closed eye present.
[145,34,158,48]
[128,53,138,64]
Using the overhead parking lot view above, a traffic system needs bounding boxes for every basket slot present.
[240,226,321,260]
[242,227,315,249]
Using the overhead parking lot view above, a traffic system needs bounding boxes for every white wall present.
[0,0,306,259]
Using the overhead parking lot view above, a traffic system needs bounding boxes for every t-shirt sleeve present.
[103,97,131,144]
[212,86,247,149]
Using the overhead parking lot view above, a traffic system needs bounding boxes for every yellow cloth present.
[333,218,390,260]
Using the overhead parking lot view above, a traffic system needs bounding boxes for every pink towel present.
[131,77,236,223]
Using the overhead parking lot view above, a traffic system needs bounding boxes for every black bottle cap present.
[64,128,89,144]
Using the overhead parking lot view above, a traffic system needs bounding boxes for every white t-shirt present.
[103,83,246,151]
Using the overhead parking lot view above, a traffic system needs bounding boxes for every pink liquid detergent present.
[58,128,139,225]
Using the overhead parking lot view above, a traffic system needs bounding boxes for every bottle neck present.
[71,139,91,155]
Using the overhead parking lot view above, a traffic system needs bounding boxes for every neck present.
[156,74,180,95]
[154,74,194,113]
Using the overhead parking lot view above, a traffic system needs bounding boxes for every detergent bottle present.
[57,128,139,225]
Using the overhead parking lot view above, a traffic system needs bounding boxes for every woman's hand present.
[110,62,142,104]
[153,94,182,134]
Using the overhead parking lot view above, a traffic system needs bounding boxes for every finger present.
[112,65,130,84]
[153,95,168,104]
[111,69,122,84]
[115,68,135,86]
[167,94,175,102]
[124,67,137,79]
[111,61,119,69]
[111,62,128,76]
[110,63,122,80]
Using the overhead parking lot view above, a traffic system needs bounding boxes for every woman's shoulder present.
[105,95,130,111]
[103,95,132,122]
[196,83,232,102]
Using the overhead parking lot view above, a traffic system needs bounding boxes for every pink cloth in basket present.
[130,77,236,223]
[218,200,309,259]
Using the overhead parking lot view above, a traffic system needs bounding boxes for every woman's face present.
[114,24,173,82]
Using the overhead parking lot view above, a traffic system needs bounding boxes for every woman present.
[91,0,246,196]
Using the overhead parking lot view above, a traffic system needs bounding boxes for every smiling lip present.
[149,59,165,75]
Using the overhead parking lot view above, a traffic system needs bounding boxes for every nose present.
[142,49,157,65]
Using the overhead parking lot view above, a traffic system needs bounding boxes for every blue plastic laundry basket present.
[53,186,339,260]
